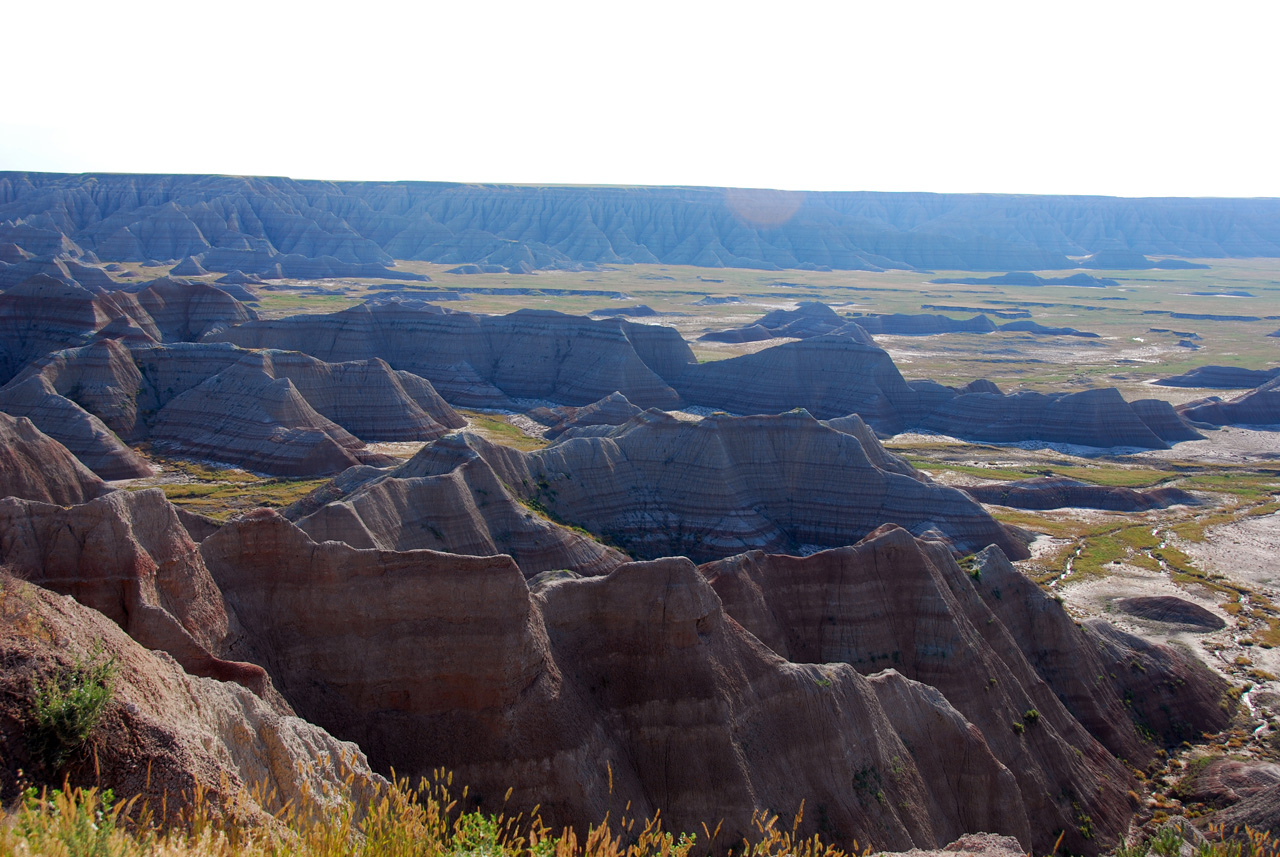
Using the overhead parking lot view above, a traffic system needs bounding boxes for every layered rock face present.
[148,358,380,476]
[203,511,1027,852]
[961,477,1200,511]
[1115,596,1226,630]
[0,373,155,478]
[0,488,267,694]
[0,411,106,503]
[967,547,1229,755]
[854,313,997,335]
[676,333,920,428]
[0,577,382,818]
[917,387,1199,449]
[210,303,693,409]
[288,434,627,576]
[132,276,257,340]
[7,338,462,477]
[1156,365,1280,389]
[526,391,644,439]
[701,530,1228,855]
[1179,375,1280,426]
[700,302,871,343]
[7,172,1280,271]
[471,409,1027,561]
[0,273,255,384]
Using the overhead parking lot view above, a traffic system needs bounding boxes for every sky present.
[3,0,1278,197]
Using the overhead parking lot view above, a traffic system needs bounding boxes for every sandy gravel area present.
[1134,426,1280,464]
[1182,511,1280,590]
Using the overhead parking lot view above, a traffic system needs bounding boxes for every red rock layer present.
[0,411,105,504]
[203,511,1029,853]
[0,578,382,817]
[0,488,266,695]
[700,528,1141,856]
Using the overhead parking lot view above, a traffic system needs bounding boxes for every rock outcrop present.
[702,532,1231,854]
[0,273,255,384]
[471,409,1027,561]
[7,173,1279,272]
[0,488,267,694]
[8,339,462,477]
[0,374,155,478]
[997,320,1099,338]
[1178,376,1280,427]
[968,546,1230,754]
[0,411,106,504]
[676,333,920,428]
[204,511,1027,852]
[854,313,998,336]
[961,477,1200,511]
[287,435,627,576]
[0,576,382,818]
[209,303,693,410]
[917,387,1198,449]
[1156,365,1280,388]
[525,391,645,439]
[1115,596,1226,630]
[148,357,386,477]
[701,531,1132,856]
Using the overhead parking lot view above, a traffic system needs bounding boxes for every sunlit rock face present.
[0,488,268,694]
[0,411,107,504]
[4,338,463,478]
[203,511,1024,853]
[210,303,694,410]
[470,409,1028,561]
[288,433,628,577]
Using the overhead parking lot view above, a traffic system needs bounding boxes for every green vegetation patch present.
[459,411,550,452]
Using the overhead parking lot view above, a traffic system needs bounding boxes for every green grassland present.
[186,257,1280,401]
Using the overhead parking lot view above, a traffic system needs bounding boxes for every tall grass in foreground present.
[0,771,849,857]
[2,779,1277,857]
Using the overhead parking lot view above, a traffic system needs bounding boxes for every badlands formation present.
[2,174,1280,855]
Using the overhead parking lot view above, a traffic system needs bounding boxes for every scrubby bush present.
[28,644,117,771]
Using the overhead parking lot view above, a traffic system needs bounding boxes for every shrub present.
[28,643,117,771]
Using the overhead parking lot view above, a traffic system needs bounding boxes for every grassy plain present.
[201,257,1280,402]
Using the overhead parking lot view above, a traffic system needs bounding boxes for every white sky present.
[3,0,1278,197]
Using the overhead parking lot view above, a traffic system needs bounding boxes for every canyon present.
[1,173,1278,855]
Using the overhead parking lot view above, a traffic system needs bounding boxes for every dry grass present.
[0,776,859,857]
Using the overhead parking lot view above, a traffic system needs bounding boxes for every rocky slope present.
[469,409,1027,561]
[204,511,1025,852]
[1156,365,1280,389]
[1178,375,1280,426]
[0,575,383,818]
[6,338,462,477]
[198,511,1233,854]
[676,332,920,428]
[286,434,627,576]
[525,391,645,439]
[210,302,692,409]
[699,302,869,342]
[0,272,254,384]
[0,488,271,694]
[917,387,1202,449]
[702,531,1230,854]
[961,477,1200,511]
[0,411,106,504]
[0,373,155,478]
[5,173,1279,272]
